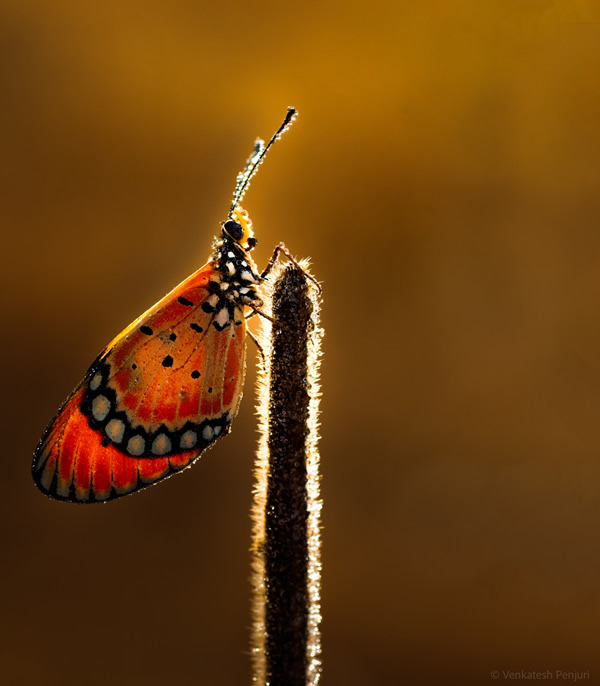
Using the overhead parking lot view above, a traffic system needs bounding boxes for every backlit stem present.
[251,259,323,686]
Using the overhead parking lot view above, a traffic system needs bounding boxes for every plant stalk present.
[251,259,323,686]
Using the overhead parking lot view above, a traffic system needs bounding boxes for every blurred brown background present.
[2,1,600,684]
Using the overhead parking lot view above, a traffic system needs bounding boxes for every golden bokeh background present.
[2,1,600,684]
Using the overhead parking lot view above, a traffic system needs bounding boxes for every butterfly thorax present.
[213,233,263,310]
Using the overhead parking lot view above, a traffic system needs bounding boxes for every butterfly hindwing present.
[33,261,247,502]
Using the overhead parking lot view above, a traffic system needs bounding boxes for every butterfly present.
[32,108,298,503]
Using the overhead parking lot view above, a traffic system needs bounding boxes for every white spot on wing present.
[105,419,125,443]
[152,433,172,456]
[127,435,145,456]
[92,395,111,422]
[180,430,197,449]
[215,308,229,328]
[202,425,214,441]
[240,270,255,282]
[90,372,102,391]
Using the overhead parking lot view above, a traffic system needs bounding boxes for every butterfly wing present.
[33,261,247,502]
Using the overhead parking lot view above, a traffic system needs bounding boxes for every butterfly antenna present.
[229,107,297,217]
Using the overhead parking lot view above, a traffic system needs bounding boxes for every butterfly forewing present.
[33,261,247,502]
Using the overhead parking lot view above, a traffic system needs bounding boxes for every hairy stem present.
[251,259,323,686]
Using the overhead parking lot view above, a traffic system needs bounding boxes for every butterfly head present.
[222,206,257,251]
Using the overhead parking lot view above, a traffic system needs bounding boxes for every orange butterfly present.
[32,108,297,503]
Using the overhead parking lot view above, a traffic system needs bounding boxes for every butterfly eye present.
[223,220,245,242]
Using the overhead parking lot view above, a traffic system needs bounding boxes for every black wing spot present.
[132,363,137,370]
[101,438,109,447]
[208,281,220,292]
[190,323,203,333]
[235,320,242,326]
[169,333,177,341]
[141,325,153,335]
[178,296,194,306]
[191,370,201,379]
[202,302,214,313]
[208,387,213,393]
[162,355,174,367]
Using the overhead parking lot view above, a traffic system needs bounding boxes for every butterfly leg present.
[244,301,276,324]
[246,327,266,365]
[260,243,322,294]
